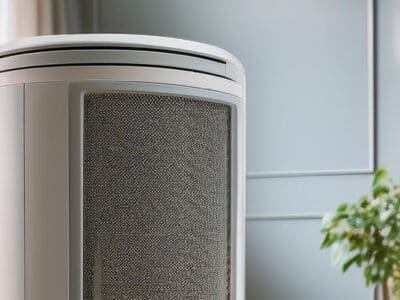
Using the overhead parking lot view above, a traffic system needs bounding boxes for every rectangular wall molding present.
[246,213,324,221]
[247,0,376,179]
[247,168,374,179]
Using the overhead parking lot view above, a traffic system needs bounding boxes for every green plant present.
[321,167,400,298]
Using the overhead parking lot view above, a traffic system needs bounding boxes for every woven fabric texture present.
[83,92,231,300]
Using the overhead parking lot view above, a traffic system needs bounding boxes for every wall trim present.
[246,213,324,221]
[246,168,374,179]
[247,0,376,180]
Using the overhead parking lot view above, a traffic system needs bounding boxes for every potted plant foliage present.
[321,167,400,300]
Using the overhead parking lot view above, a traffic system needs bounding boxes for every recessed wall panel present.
[99,0,372,175]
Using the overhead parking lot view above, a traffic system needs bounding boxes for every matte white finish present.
[0,84,24,300]
[0,66,243,98]
[0,34,245,300]
[0,34,244,73]
[25,83,69,300]
[0,49,226,78]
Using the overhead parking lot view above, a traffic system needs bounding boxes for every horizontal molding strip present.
[246,168,374,179]
[246,213,324,221]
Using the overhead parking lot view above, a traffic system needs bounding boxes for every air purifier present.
[0,34,245,300]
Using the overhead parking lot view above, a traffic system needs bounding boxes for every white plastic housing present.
[0,34,245,300]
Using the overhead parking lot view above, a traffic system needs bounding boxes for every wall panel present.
[99,0,373,177]
[246,220,373,300]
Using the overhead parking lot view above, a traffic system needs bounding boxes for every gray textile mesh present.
[83,92,231,300]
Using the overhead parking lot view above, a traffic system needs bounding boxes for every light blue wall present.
[84,0,399,298]
[378,0,400,178]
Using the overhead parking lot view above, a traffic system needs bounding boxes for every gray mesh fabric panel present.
[83,92,231,300]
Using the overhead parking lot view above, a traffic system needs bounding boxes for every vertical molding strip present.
[367,0,376,172]
[23,83,26,300]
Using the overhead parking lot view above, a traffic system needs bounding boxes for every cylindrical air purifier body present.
[0,34,245,300]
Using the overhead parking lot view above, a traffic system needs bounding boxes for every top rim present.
[0,34,244,72]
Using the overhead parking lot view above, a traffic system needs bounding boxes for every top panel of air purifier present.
[0,34,244,83]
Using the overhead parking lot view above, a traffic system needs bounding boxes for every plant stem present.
[383,279,391,300]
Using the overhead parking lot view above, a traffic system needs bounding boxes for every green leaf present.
[364,265,372,286]
[319,164,400,286]
[342,254,362,273]
[373,185,390,198]
[359,195,369,208]
[333,213,349,222]
[373,168,388,186]
[356,255,362,267]
[320,234,336,249]
[347,214,364,228]
[336,202,348,213]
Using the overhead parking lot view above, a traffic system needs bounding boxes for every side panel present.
[21,79,243,299]
[0,85,24,300]
[25,82,69,300]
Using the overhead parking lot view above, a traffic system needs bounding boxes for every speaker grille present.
[83,92,231,299]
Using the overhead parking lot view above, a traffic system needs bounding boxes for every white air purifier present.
[0,34,245,300]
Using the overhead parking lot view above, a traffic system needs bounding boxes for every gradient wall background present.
[3,0,400,299]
